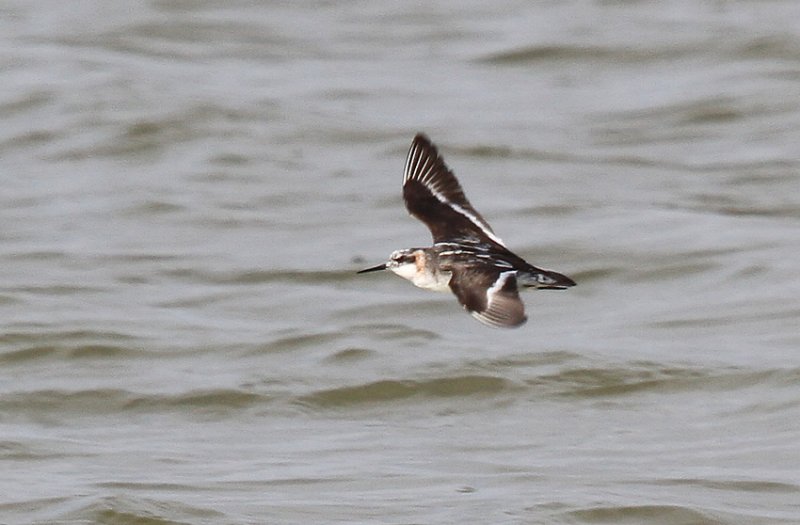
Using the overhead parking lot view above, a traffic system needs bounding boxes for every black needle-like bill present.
[357,263,387,274]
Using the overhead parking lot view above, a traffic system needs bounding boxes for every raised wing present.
[448,267,527,328]
[402,134,505,246]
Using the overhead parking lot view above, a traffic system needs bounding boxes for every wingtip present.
[411,132,436,152]
[413,132,431,143]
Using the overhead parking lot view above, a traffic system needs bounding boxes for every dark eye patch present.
[393,253,415,264]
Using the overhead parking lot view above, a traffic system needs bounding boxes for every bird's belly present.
[412,271,452,292]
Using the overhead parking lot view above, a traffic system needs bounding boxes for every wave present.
[477,44,693,66]
[0,388,269,420]
[26,495,225,525]
[560,504,729,524]
[3,362,798,419]
[297,375,514,408]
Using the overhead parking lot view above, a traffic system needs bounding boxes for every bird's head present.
[357,248,419,276]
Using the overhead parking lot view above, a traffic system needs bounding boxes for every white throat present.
[390,262,451,292]
[390,262,418,281]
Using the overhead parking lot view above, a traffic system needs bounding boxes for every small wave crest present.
[298,375,514,408]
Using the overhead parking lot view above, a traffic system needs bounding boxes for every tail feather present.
[518,267,576,289]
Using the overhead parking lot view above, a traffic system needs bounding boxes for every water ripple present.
[561,504,725,525]
[0,388,269,418]
[298,375,514,408]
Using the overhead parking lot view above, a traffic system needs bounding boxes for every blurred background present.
[2,1,799,523]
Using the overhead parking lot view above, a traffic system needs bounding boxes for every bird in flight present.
[358,134,575,328]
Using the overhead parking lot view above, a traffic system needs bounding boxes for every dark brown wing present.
[448,266,527,328]
[402,134,505,246]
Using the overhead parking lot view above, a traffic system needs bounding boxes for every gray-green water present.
[2,1,800,523]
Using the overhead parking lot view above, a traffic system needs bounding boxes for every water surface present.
[2,1,799,523]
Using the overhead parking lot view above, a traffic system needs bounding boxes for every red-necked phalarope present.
[358,133,576,328]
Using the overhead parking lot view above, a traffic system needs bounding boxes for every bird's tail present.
[518,267,576,290]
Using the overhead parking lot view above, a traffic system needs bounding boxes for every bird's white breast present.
[390,264,452,292]
[412,270,452,292]
[390,262,418,281]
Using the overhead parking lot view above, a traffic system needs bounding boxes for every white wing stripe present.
[403,141,505,246]
[486,271,515,301]
[441,199,504,245]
